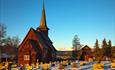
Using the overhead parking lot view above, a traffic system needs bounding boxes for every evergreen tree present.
[106,40,112,57]
[101,38,112,58]
[95,39,99,48]
[102,38,108,56]
[72,35,82,59]
[108,40,112,47]
[102,38,107,48]
[72,35,81,50]
[93,39,102,60]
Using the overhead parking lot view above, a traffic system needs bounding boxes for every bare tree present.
[0,24,6,46]
[11,36,20,48]
[5,36,20,48]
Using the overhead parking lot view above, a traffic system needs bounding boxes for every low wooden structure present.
[80,45,92,60]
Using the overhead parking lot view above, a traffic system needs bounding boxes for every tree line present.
[72,35,114,60]
[93,38,113,60]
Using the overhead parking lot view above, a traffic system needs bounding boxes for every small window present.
[24,55,30,60]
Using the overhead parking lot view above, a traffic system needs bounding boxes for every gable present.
[82,45,91,50]
[18,27,56,53]
[18,28,41,51]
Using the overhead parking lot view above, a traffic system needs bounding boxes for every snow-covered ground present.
[49,61,111,70]
[1,61,113,70]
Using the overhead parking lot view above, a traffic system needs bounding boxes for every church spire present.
[37,0,49,36]
[37,0,49,30]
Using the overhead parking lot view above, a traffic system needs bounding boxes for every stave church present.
[18,1,56,65]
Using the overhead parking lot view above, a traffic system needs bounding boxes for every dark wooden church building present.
[18,1,56,65]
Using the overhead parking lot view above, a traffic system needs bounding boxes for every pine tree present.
[95,39,99,48]
[93,39,101,60]
[102,38,108,57]
[72,35,81,51]
[108,40,112,47]
[72,35,82,59]
[106,40,112,57]
[102,38,108,48]
[101,38,112,58]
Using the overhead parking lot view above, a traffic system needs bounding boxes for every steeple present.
[37,0,49,36]
[37,0,49,31]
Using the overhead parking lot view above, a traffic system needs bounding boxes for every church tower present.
[37,0,49,36]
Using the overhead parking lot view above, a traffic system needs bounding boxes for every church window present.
[24,55,30,60]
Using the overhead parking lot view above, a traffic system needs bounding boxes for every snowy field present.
[1,61,114,70]
[38,61,112,70]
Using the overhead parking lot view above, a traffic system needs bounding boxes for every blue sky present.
[0,0,115,48]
